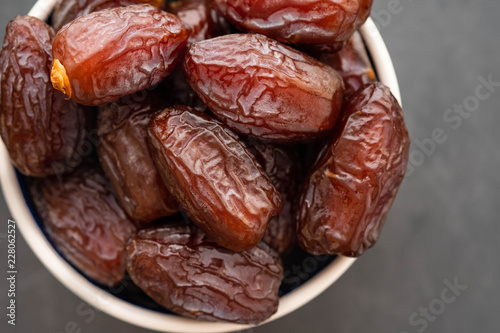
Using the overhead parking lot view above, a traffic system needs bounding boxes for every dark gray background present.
[1,0,499,332]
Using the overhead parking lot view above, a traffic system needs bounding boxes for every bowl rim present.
[1,2,401,332]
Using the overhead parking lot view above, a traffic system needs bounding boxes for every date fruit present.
[248,141,301,255]
[148,106,282,251]
[125,220,283,323]
[355,0,373,29]
[0,16,89,177]
[51,4,191,106]
[162,66,208,112]
[183,33,345,142]
[211,0,359,45]
[52,0,164,31]
[318,31,376,97]
[165,0,232,44]
[98,90,179,224]
[30,164,137,286]
[297,83,410,257]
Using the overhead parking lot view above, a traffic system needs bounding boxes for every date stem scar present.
[51,59,71,98]
[325,170,337,179]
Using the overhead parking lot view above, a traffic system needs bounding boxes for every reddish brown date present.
[248,141,301,255]
[297,83,410,257]
[51,0,164,31]
[165,0,231,44]
[148,106,282,252]
[51,4,191,106]
[318,31,376,97]
[0,16,89,177]
[211,0,359,45]
[356,0,373,28]
[125,221,283,323]
[183,33,345,142]
[98,90,179,224]
[30,164,137,286]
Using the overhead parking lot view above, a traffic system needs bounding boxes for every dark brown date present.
[183,33,345,142]
[30,164,137,286]
[355,0,373,28]
[297,83,410,257]
[97,90,179,224]
[248,141,301,255]
[162,66,208,112]
[51,4,191,106]
[167,0,211,44]
[0,16,90,177]
[125,220,283,323]
[211,0,359,45]
[148,106,282,251]
[165,0,231,44]
[318,31,376,97]
[52,0,164,31]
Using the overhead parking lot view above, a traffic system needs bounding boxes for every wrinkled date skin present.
[148,106,282,251]
[211,0,359,45]
[183,33,344,142]
[248,141,301,255]
[297,83,410,257]
[30,164,137,286]
[51,4,191,106]
[98,90,179,224]
[0,16,90,177]
[165,0,232,44]
[318,31,376,97]
[51,0,164,31]
[125,221,283,323]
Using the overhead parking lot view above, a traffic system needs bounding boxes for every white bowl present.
[0,1,401,332]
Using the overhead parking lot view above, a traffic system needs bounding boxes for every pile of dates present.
[0,0,409,324]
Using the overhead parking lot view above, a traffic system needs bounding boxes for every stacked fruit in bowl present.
[0,0,409,329]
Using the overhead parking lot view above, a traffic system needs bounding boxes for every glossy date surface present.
[165,0,231,44]
[248,141,301,255]
[148,106,282,251]
[318,31,376,97]
[30,164,137,286]
[125,220,283,323]
[98,90,179,224]
[211,0,359,45]
[0,16,89,177]
[183,33,344,142]
[297,83,410,257]
[51,4,191,105]
[51,0,164,31]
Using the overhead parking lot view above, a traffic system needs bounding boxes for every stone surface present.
[1,0,499,332]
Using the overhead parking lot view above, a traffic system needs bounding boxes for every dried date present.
[51,4,191,106]
[162,66,208,112]
[125,220,283,323]
[297,83,410,257]
[211,0,359,45]
[98,90,179,224]
[52,0,164,31]
[165,0,231,44]
[30,164,137,286]
[0,16,90,177]
[318,31,376,97]
[148,106,282,251]
[183,33,345,142]
[248,141,302,255]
